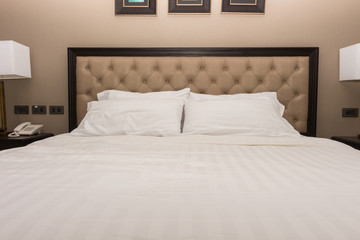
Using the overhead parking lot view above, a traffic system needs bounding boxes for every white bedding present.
[0,134,360,240]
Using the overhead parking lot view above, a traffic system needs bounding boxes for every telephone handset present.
[8,122,44,138]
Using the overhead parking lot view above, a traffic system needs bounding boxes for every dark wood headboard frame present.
[68,47,319,136]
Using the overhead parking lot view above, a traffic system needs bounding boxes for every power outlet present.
[14,105,29,114]
[342,108,359,118]
[49,106,64,114]
[32,105,47,114]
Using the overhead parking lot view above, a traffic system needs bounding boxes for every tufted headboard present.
[68,47,319,136]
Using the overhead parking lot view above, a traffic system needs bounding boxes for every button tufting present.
[235,80,240,84]
[86,92,91,96]
[165,80,170,83]
[212,80,216,84]
[86,66,90,70]
[295,93,299,96]
[295,66,299,70]
[154,67,158,71]
[247,66,251,70]
[271,67,275,70]
[200,67,204,71]
[98,79,102,83]
[143,80,147,83]
[259,80,263,84]
[282,79,287,83]
[131,67,135,70]
[120,80,124,83]
[109,66,113,70]
[294,119,298,122]
[223,66,228,71]
[177,67,181,71]
[188,80,193,84]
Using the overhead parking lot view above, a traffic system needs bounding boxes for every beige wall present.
[1,0,360,137]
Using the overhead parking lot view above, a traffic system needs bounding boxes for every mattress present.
[0,134,360,240]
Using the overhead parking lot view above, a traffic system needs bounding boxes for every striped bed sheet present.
[0,134,360,240]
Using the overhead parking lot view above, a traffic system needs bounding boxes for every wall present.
[0,0,359,138]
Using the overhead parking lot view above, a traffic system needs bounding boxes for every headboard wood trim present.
[68,47,318,136]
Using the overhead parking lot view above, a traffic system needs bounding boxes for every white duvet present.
[0,134,360,240]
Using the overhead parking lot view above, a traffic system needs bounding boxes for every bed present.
[1,47,360,240]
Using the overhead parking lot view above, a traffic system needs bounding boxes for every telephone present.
[8,122,44,138]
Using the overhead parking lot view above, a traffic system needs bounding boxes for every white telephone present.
[8,122,44,138]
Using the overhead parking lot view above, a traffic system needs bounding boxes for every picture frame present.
[222,0,265,14]
[169,0,211,14]
[115,0,156,15]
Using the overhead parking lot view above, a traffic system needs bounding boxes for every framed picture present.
[222,0,265,14]
[169,0,211,14]
[115,0,156,15]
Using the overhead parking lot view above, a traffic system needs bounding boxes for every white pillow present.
[97,88,190,101]
[182,98,300,137]
[71,98,185,137]
[190,92,285,116]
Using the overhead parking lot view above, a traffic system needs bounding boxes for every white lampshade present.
[0,40,31,80]
[340,43,360,82]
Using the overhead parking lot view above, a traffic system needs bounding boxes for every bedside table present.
[0,133,54,151]
[331,136,360,150]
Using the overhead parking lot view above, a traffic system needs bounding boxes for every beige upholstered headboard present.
[68,48,318,136]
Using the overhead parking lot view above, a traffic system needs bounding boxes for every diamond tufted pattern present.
[76,56,309,133]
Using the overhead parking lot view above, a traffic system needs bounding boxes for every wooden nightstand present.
[0,133,54,151]
[331,136,360,150]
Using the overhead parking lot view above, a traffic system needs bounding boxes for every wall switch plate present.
[32,105,47,114]
[14,105,29,114]
[342,108,359,117]
[49,105,64,114]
